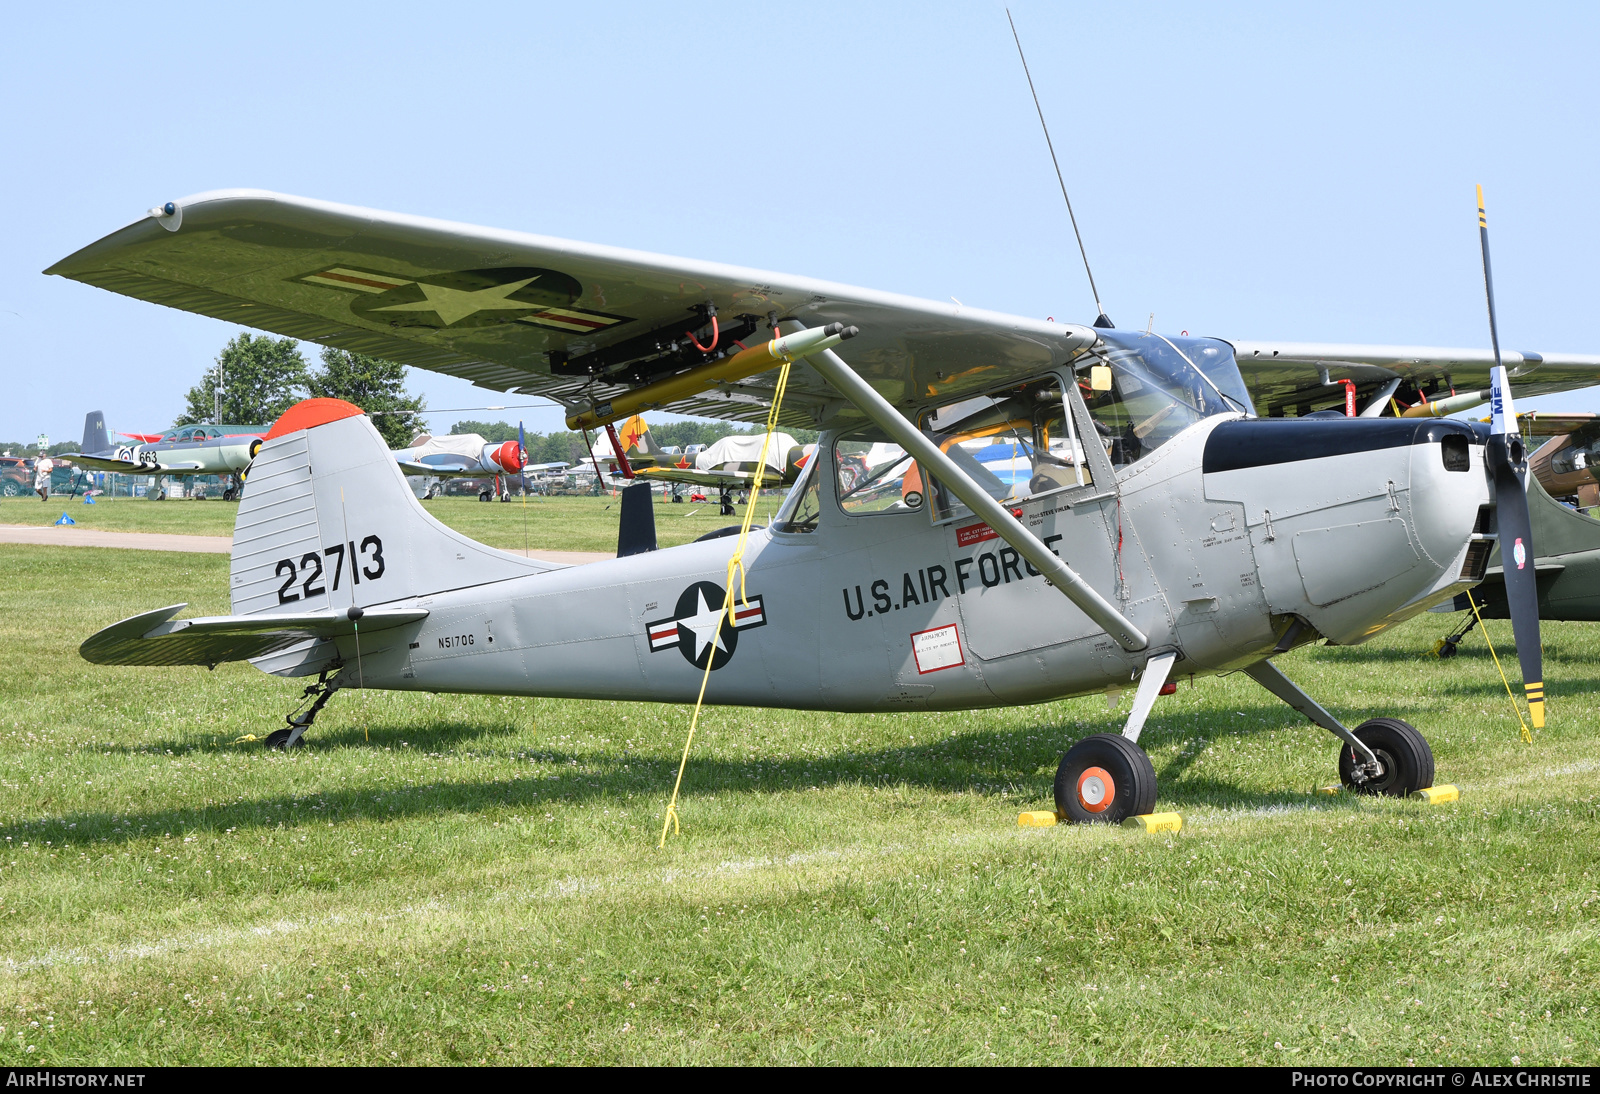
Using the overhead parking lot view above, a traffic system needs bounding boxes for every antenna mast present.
[1006,8,1112,328]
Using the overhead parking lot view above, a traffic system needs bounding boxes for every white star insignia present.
[372,275,542,326]
[677,589,728,662]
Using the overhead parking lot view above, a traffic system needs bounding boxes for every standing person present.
[33,455,54,501]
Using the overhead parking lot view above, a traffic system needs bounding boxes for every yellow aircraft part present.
[1413,784,1460,804]
[568,324,850,431]
[1122,812,1182,833]
[1017,810,1059,828]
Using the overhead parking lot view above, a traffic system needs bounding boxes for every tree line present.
[3,331,820,459]
[173,333,426,448]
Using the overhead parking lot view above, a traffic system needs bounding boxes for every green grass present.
[0,543,1596,1065]
[0,495,760,552]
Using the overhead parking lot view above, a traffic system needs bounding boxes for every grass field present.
[1,540,1597,1065]
[0,494,760,553]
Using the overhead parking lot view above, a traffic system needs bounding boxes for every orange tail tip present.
[263,398,365,440]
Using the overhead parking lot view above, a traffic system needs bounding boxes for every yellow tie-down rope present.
[1464,589,1535,744]
[659,358,795,847]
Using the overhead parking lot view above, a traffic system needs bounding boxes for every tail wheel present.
[1054,733,1158,824]
[1338,718,1434,796]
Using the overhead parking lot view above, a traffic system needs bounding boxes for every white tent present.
[400,433,492,459]
[694,432,799,472]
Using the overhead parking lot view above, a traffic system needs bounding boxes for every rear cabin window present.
[921,377,1092,524]
[835,430,924,515]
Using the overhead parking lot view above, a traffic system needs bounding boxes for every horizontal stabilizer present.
[80,603,428,668]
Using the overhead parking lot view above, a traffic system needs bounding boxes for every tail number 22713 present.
[275,535,386,603]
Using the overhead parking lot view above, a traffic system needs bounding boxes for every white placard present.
[911,624,964,675]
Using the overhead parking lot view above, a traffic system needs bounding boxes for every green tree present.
[307,348,427,448]
[449,420,520,444]
[176,333,310,427]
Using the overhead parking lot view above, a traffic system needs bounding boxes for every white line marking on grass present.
[2,849,875,974]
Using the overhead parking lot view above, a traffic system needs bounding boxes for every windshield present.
[1079,330,1252,469]
[773,447,823,532]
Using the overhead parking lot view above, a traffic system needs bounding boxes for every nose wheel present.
[1054,734,1158,823]
[1338,718,1434,796]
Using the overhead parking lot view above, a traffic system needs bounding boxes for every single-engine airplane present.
[393,431,567,501]
[52,189,1579,821]
[60,411,267,499]
[601,415,813,513]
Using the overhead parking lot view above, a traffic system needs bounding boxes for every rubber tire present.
[1,480,23,497]
[1437,641,1458,660]
[1054,733,1158,824]
[263,728,304,751]
[478,491,491,502]
[1338,718,1433,797]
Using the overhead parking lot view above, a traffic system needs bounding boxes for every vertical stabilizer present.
[617,481,657,557]
[82,411,109,454]
[231,398,550,617]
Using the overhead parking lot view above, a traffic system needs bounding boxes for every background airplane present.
[58,410,266,500]
[392,431,566,500]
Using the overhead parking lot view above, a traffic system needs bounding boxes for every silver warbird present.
[61,411,266,499]
[54,191,1580,821]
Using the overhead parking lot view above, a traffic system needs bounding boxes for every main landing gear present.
[1055,734,1157,823]
[1050,654,1436,822]
[263,667,342,751]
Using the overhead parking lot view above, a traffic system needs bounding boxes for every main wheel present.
[1338,718,1433,796]
[1054,733,1158,824]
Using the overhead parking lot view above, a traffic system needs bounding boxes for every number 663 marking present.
[276,535,386,603]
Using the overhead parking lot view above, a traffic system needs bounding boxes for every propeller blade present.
[1478,185,1545,728]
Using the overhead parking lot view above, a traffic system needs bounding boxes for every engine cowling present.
[486,440,525,474]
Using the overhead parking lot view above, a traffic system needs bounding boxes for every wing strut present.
[804,343,1148,652]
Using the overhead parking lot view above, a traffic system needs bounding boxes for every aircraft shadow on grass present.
[93,718,524,758]
[19,704,1409,850]
[1306,643,1600,667]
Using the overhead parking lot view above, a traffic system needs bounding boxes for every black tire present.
[1,480,23,497]
[478,491,491,502]
[1054,733,1158,824]
[263,728,304,751]
[1338,718,1433,796]
[1437,641,1458,660]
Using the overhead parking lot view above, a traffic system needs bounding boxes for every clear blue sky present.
[4,1,1598,446]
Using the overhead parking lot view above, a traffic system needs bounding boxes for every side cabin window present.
[921,376,1095,524]
[835,430,924,516]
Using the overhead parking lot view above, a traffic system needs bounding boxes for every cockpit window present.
[1079,331,1252,470]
